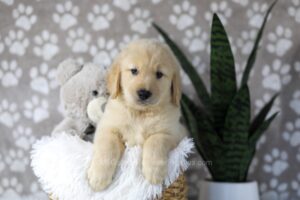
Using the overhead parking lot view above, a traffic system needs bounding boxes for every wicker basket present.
[157,174,187,200]
[49,174,187,200]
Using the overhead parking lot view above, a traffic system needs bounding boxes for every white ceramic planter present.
[199,180,259,200]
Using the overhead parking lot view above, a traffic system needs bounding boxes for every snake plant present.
[153,1,278,182]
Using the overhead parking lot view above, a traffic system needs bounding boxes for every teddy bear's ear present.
[56,59,83,85]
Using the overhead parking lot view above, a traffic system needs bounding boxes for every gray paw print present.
[4,30,29,56]
[263,148,288,176]
[0,177,24,196]
[169,0,196,30]
[262,59,291,91]
[53,1,79,30]
[33,30,59,60]
[0,60,22,88]
[87,4,114,31]
[288,0,300,23]
[23,95,49,123]
[128,8,151,34]
[260,178,289,200]
[113,0,137,11]
[4,148,29,172]
[192,56,207,75]
[182,27,208,53]
[66,27,91,53]
[90,37,118,67]
[283,118,300,147]
[267,26,292,57]
[289,90,300,115]
[246,2,268,28]
[12,3,37,31]
[236,29,256,55]
[12,125,36,150]
[0,99,20,128]
[30,63,57,95]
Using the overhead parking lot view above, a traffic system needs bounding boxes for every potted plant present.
[153,1,277,200]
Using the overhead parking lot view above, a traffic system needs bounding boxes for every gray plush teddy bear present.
[52,59,107,139]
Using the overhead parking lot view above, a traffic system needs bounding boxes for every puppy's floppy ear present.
[107,56,121,99]
[163,43,182,106]
[171,69,182,106]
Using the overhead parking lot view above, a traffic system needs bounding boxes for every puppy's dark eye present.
[92,90,98,96]
[156,71,163,79]
[131,68,138,75]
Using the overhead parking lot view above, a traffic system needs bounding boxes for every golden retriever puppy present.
[87,39,187,191]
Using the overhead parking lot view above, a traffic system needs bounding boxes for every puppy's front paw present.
[142,159,167,185]
[87,160,113,191]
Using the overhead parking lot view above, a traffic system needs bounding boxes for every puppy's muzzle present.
[137,89,152,101]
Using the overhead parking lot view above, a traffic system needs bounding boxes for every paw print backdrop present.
[0,0,299,199]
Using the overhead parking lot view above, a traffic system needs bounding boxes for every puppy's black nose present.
[137,89,152,101]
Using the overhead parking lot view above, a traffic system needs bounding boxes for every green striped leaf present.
[209,144,252,182]
[249,93,278,136]
[181,94,202,119]
[181,99,216,177]
[181,94,217,144]
[250,112,278,145]
[210,14,237,134]
[192,83,252,182]
[241,0,278,86]
[153,3,278,183]
[180,98,199,141]
[223,85,250,143]
[181,94,213,123]
[240,148,256,181]
[152,23,211,112]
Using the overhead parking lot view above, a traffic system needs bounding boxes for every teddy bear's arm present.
[52,117,87,138]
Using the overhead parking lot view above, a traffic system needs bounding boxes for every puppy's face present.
[107,40,181,110]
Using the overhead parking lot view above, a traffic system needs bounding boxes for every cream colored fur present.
[87,39,187,191]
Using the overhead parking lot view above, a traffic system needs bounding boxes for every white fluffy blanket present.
[30,133,193,200]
